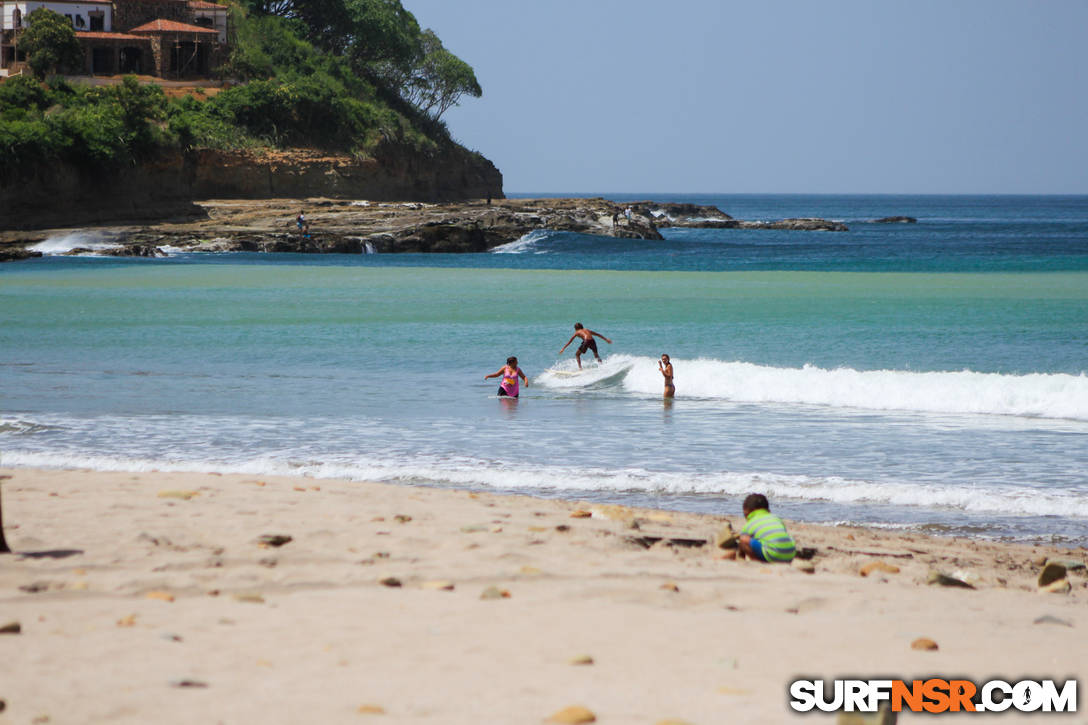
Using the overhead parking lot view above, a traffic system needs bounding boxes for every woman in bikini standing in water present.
[659,354,674,398]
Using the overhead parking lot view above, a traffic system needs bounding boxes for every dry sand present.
[1,467,1085,724]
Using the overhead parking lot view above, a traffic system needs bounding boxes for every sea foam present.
[5,449,1086,519]
[489,229,551,254]
[536,354,1088,421]
[30,232,120,255]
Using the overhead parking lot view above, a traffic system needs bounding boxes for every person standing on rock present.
[296,211,307,238]
[559,323,612,369]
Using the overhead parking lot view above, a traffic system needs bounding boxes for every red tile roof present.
[129,19,219,34]
[76,31,147,40]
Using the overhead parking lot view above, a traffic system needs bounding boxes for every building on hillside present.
[0,0,227,78]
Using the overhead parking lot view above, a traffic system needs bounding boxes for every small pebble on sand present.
[860,561,899,577]
[546,705,596,723]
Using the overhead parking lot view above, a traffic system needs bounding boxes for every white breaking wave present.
[535,357,636,388]
[489,229,551,254]
[4,449,1087,519]
[31,231,121,255]
[535,354,1088,421]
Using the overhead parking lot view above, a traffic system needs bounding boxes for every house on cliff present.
[0,0,227,78]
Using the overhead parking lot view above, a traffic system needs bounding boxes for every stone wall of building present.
[113,0,190,32]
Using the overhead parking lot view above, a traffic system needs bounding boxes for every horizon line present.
[504,191,1088,198]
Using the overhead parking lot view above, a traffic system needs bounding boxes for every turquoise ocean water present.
[2,194,1087,545]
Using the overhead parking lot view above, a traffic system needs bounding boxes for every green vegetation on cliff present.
[0,0,483,173]
[17,8,84,79]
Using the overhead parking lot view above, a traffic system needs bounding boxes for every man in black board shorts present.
[558,323,612,369]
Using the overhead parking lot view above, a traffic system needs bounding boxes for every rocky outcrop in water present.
[1,198,662,259]
[176,198,661,254]
[626,202,847,231]
[626,202,735,227]
[64,244,168,257]
[873,216,918,224]
[737,217,849,231]
[0,248,43,262]
[0,198,913,261]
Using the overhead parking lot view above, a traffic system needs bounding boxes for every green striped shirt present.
[741,509,796,562]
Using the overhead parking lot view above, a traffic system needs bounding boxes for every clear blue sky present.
[406,0,1088,194]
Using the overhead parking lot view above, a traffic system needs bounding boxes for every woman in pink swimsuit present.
[485,356,528,398]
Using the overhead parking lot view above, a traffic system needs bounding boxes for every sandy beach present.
[0,466,1085,724]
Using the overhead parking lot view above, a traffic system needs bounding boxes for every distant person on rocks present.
[296,211,310,238]
[658,354,674,398]
[612,211,620,229]
[624,206,633,223]
[559,323,612,369]
[737,493,796,563]
[485,356,528,398]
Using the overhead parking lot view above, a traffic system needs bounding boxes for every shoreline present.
[6,455,1082,551]
[2,466,1085,723]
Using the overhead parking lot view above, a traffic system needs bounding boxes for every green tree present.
[0,74,51,113]
[235,0,414,63]
[402,30,481,120]
[112,76,164,127]
[18,8,84,79]
[342,0,420,72]
[111,76,167,153]
[296,0,352,53]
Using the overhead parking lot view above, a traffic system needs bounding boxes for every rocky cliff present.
[0,143,503,231]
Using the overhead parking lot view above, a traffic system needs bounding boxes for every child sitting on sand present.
[737,493,796,563]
